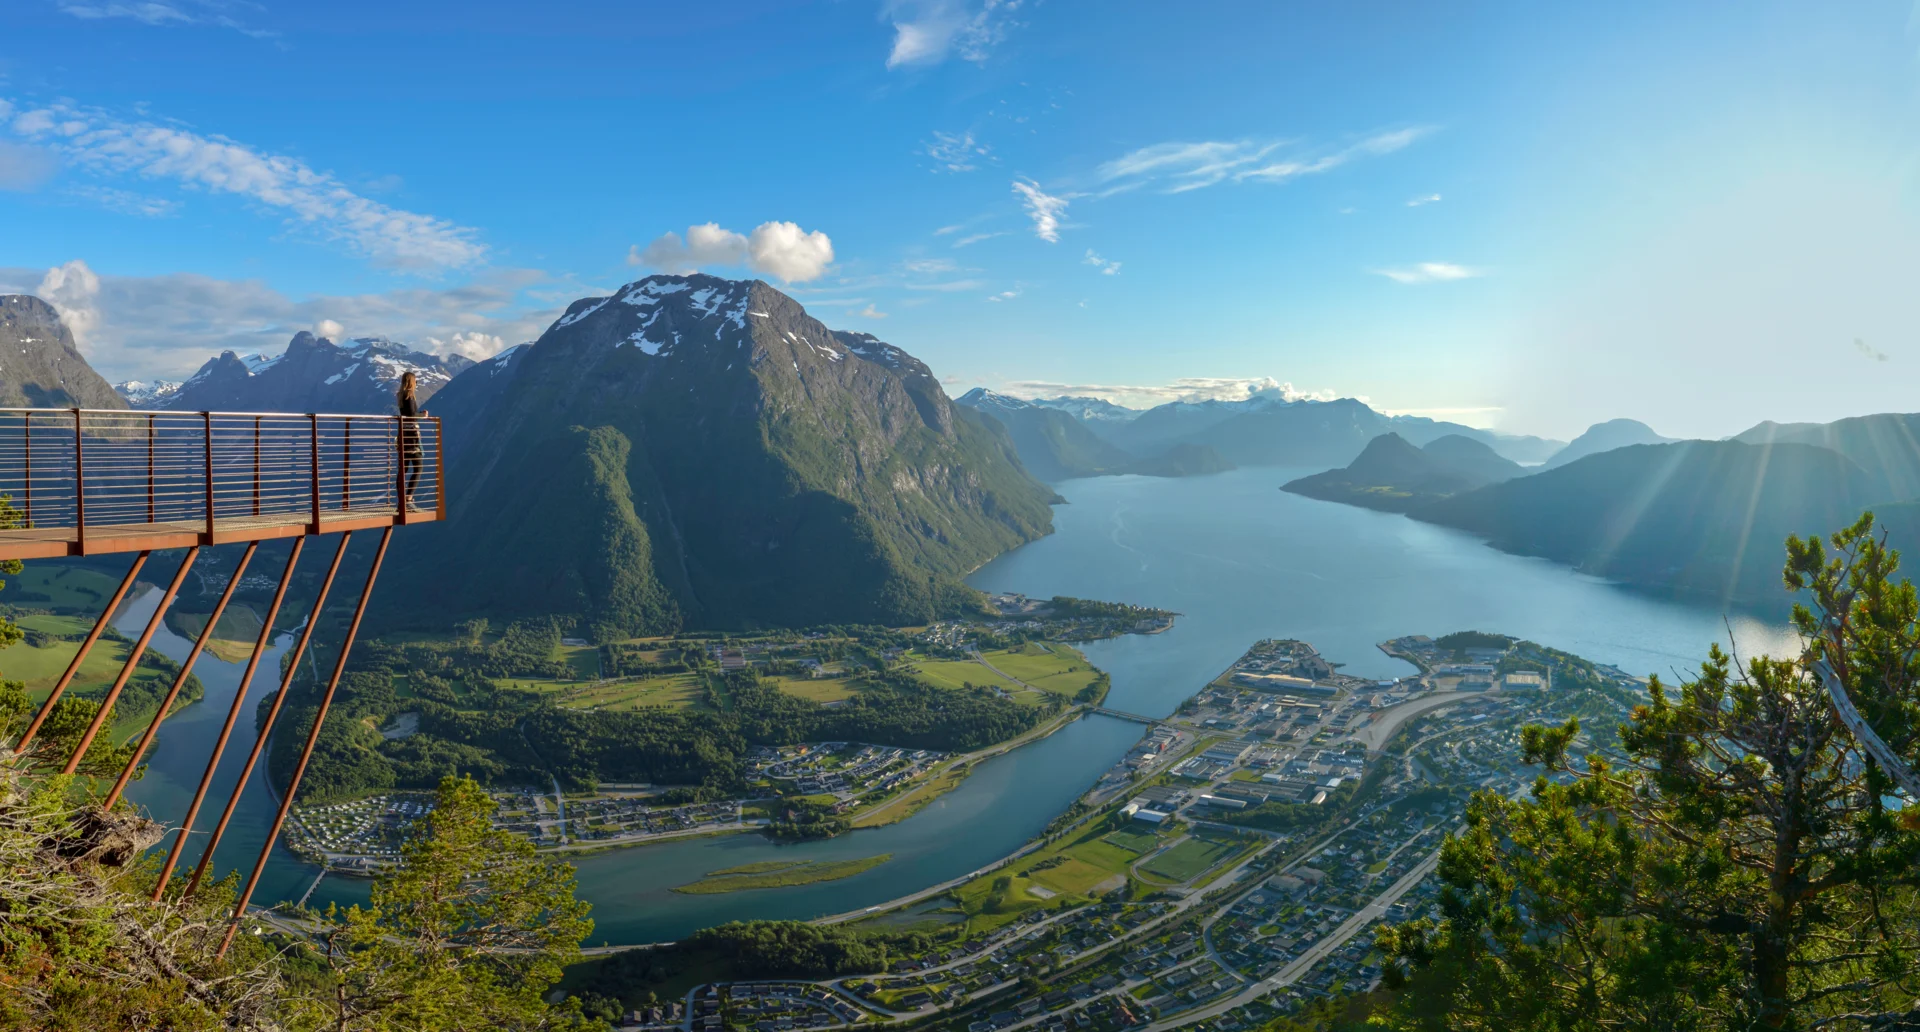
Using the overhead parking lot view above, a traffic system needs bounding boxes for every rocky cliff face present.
[385,274,1057,637]
[0,296,128,409]
[163,333,473,414]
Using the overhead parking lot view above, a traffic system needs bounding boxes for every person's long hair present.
[399,371,417,405]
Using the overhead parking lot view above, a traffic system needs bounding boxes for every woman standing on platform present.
[397,371,424,508]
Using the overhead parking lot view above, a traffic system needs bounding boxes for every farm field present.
[904,656,1020,694]
[5,565,122,610]
[946,818,1160,933]
[1139,833,1242,884]
[770,675,858,704]
[981,643,1099,698]
[545,673,708,712]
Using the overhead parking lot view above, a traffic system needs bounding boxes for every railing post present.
[253,415,261,516]
[22,413,31,525]
[343,419,353,510]
[202,412,216,540]
[309,414,321,532]
[146,413,155,524]
[395,417,407,525]
[433,417,445,521]
[71,409,85,552]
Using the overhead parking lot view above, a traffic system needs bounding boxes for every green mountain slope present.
[1282,432,1512,513]
[1735,411,1920,501]
[1414,439,1877,602]
[381,276,1056,637]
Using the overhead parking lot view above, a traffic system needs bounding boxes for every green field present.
[5,564,121,610]
[1140,834,1242,884]
[905,656,1020,694]
[771,675,858,704]
[947,817,1149,933]
[980,643,1099,698]
[1101,825,1164,854]
[527,672,708,712]
[671,854,891,894]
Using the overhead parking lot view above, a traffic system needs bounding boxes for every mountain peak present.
[0,295,128,409]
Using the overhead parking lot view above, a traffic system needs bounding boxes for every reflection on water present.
[125,467,1799,944]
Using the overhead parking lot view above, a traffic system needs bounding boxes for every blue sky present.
[3,1,1919,439]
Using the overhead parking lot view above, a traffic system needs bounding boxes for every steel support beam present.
[15,551,147,753]
[220,526,390,957]
[153,538,304,900]
[185,532,350,898]
[105,542,258,808]
[61,547,198,775]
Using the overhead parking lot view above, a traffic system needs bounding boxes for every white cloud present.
[856,304,888,319]
[999,376,1340,409]
[1373,262,1482,284]
[0,262,566,380]
[58,0,278,39]
[1096,127,1436,194]
[747,221,834,282]
[904,257,959,274]
[313,318,345,341]
[629,222,750,272]
[0,141,59,191]
[1012,179,1067,242]
[1083,249,1120,275]
[952,230,1006,248]
[883,0,1021,69]
[1407,193,1441,207]
[3,98,482,269]
[426,331,508,361]
[37,260,103,350]
[629,220,835,282]
[925,130,990,173]
[985,288,1021,302]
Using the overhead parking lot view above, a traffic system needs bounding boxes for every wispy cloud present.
[0,140,59,190]
[856,304,888,319]
[58,0,278,40]
[1083,249,1120,275]
[904,279,987,292]
[882,0,1021,69]
[925,130,990,173]
[1372,262,1481,284]
[3,97,482,269]
[904,257,959,274]
[1096,127,1436,194]
[1406,193,1441,207]
[1012,178,1067,242]
[997,376,1340,409]
[952,230,1006,248]
[66,183,181,217]
[985,288,1021,302]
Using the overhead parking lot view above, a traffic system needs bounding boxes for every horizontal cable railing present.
[0,409,442,554]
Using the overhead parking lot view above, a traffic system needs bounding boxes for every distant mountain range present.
[113,333,473,414]
[0,295,128,409]
[378,275,1058,637]
[953,389,1234,481]
[1540,418,1672,470]
[957,388,1563,480]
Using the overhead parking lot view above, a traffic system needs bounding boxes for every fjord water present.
[125,466,1800,944]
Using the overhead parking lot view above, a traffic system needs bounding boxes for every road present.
[1143,846,1443,1031]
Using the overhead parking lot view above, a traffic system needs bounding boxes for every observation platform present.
[0,408,443,561]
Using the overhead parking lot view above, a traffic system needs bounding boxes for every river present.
[121,466,1805,946]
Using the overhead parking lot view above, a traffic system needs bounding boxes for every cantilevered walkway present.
[0,407,443,955]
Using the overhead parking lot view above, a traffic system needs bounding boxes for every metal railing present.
[0,408,442,557]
